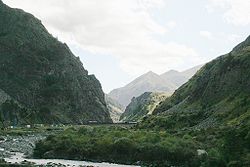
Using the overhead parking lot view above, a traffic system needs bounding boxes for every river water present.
[4,152,140,167]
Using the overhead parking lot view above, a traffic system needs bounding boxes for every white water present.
[5,152,140,167]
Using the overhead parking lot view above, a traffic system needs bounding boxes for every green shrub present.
[34,126,199,166]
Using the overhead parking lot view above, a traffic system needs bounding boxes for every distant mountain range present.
[108,65,202,107]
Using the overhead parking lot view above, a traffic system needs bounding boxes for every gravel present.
[0,134,46,158]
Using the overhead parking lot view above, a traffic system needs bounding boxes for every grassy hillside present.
[153,35,250,128]
[137,36,250,166]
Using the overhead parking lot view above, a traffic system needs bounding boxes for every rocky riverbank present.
[0,128,140,167]
[0,133,46,158]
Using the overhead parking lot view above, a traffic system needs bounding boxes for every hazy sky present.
[3,0,250,93]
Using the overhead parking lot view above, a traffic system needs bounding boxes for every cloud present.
[3,0,203,75]
[199,31,213,39]
[166,21,177,29]
[226,34,242,43]
[207,0,250,26]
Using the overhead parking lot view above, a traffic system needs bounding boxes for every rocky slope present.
[0,1,112,125]
[152,35,250,128]
[108,66,201,107]
[120,92,168,122]
[105,95,124,122]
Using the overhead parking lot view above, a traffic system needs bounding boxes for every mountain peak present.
[145,71,157,75]
[161,70,180,76]
[168,69,179,73]
[140,71,160,80]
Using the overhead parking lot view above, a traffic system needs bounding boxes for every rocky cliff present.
[0,1,112,125]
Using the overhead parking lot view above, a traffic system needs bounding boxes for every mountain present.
[105,94,124,122]
[137,36,250,166]
[160,65,203,88]
[108,66,201,107]
[181,64,203,78]
[0,1,112,125]
[120,92,168,122]
[160,70,188,88]
[146,35,250,129]
[108,71,173,107]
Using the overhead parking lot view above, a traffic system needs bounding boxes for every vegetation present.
[136,35,250,166]
[137,111,250,166]
[33,117,250,167]
[34,36,250,167]
[34,126,201,166]
[0,1,249,167]
[154,36,250,119]
[0,1,111,125]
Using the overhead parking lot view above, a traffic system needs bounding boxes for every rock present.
[197,149,208,156]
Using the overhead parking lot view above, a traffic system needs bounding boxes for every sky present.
[3,0,250,93]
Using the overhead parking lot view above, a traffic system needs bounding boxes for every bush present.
[34,126,199,166]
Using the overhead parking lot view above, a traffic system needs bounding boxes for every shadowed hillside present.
[0,1,112,125]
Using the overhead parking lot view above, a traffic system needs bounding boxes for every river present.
[4,152,140,167]
[0,134,140,167]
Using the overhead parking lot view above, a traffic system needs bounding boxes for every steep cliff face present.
[0,2,112,125]
[120,92,168,122]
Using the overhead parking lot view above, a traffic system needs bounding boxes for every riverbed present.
[0,133,140,167]
[4,152,140,167]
